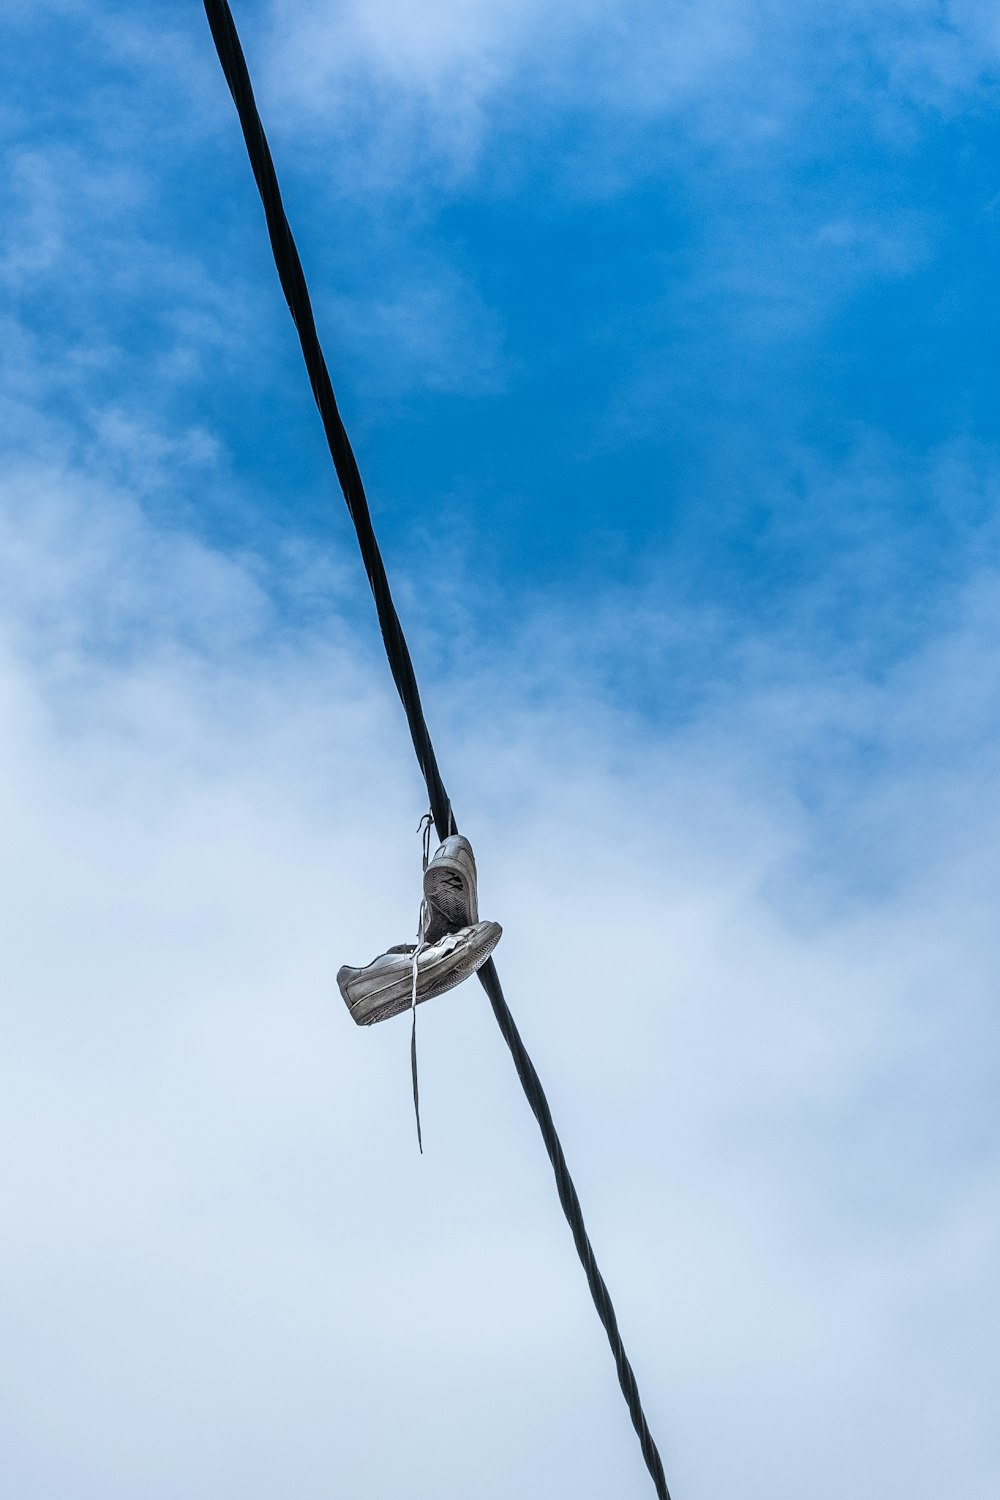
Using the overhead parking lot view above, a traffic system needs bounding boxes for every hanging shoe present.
[338,920,502,1027]
[422,834,479,943]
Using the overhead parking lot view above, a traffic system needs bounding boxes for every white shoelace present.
[410,811,435,1154]
[409,806,458,1152]
[410,913,426,1155]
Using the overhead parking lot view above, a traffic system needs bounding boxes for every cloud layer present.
[2,2,1000,1496]
[2,395,999,1497]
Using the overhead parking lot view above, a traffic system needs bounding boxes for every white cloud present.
[1,392,999,1497]
[3,7,1000,1492]
[257,0,1000,184]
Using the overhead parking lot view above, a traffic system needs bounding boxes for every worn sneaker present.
[338,920,502,1027]
[422,834,479,943]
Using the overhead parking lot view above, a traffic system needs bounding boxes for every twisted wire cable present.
[201,6,672,1493]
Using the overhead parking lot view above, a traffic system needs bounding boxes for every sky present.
[2,1,1000,1496]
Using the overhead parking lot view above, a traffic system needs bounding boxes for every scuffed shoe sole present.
[339,920,502,1027]
[422,835,479,943]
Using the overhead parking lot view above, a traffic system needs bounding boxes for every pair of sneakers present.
[338,835,502,1026]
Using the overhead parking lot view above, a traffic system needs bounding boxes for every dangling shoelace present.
[409,812,436,1153]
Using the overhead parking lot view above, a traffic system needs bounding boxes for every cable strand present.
[201,6,671,1495]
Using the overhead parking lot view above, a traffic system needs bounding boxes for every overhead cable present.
[201,6,672,1495]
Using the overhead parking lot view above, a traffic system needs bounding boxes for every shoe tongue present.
[386,943,417,955]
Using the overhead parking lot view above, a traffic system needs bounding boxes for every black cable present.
[201,6,672,1494]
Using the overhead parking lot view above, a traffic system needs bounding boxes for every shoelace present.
[418,809,435,870]
[410,811,435,1154]
[409,915,427,1154]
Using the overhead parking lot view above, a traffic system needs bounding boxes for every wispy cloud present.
[2,361,999,1495]
[3,5,999,1494]
[322,260,508,396]
[261,0,1000,178]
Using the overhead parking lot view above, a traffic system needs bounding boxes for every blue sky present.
[2,3,1000,1497]
[11,0,1000,651]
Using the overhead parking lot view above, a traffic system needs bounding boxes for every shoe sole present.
[423,837,478,938]
[344,921,501,1027]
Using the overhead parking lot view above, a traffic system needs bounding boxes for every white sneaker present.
[422,834,479,943]
[338,920,502,1027]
